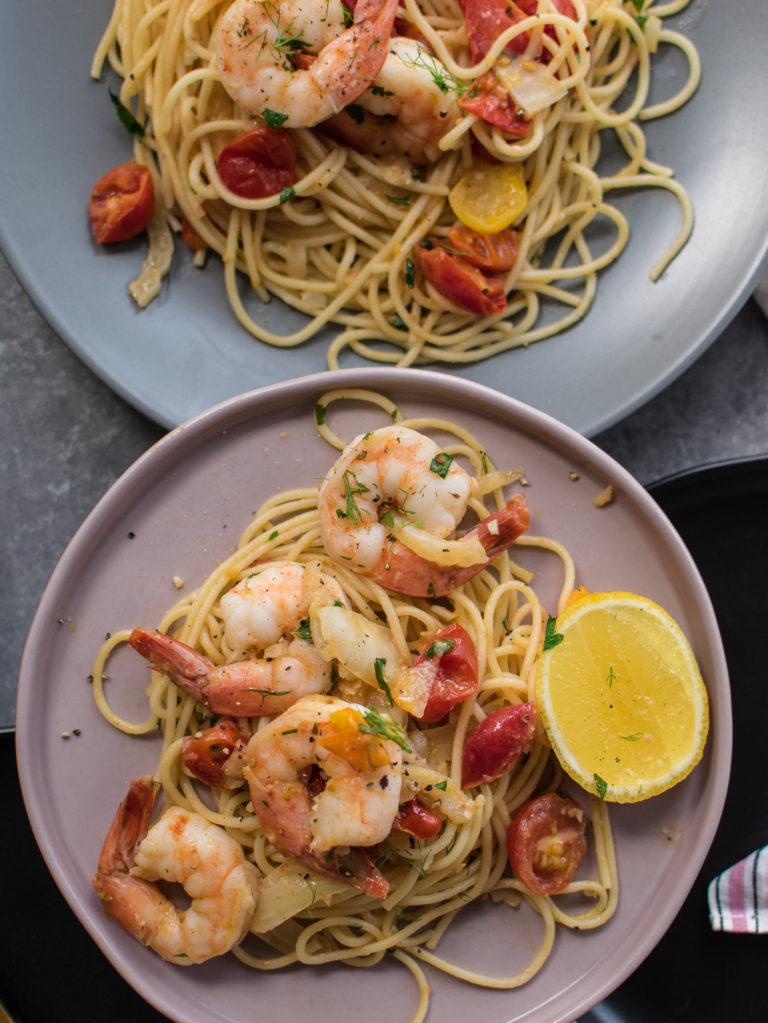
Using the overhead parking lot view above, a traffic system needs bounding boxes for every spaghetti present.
[93,389,618,1019]
[90,0,700,368]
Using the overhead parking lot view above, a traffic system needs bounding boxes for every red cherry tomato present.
[88,163,155,244]
[217,127,297,199]
[414,623,479,723]
[181,718,246,788]
[392,800,443,839]
[507,792,587,895]
[446,225,519,272]
[459,74,531,138]
[461,703,536,787]
[462,0,529,63]
[414,243,508,316]
[181,215,207,252]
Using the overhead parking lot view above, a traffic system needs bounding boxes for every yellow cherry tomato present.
[449,162,527,233]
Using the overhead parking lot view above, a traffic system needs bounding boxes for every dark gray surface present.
[2,248,768,731]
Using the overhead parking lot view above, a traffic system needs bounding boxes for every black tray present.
[3,456,767,1022]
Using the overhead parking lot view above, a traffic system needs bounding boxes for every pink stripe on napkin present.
[708,847,768,933]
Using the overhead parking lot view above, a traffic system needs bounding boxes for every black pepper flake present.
[127,531,135,539]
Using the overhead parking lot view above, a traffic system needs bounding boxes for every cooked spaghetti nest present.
[91,0,699,367]
[93,389,617,1018]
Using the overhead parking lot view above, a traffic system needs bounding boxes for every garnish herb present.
[425,637,455,658]
[314,402,326,425]
[392,314,408,331]
[245,687,291,697]
[400,46,467,95]
[386,194,412,207]
[593,773,607,799]
[606,665,617,687]
[268,529,279,540]
[434,780,448,791]
[373,657,394,705]
[620,733,641,741]
[342,470,370,524]
[281,728,299,735]
[108,89,145,140]
[405,258,415,288]
[426,582,436,597]
[543,615,564,650]
[347,103,365,125]
[279,186,296,204]
[429,452,453,478]
[371,84,395,97]
[263,108,289,129]
[359,706,411,751]
[294,618,313,643]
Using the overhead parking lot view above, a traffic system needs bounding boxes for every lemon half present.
[535,591,709,803]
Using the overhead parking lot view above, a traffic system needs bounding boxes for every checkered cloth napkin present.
[707,268,768,935]
[708,848,768,934]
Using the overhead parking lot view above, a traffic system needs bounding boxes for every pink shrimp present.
[244,695,405,898]
[212,0,398,129]
[318,425,530,596]
[92,778,259,964]
[129,628,332,716]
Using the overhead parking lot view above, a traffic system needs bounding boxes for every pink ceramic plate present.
[16,368,730,1023]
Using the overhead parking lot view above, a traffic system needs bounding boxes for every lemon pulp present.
[535,592,709,802]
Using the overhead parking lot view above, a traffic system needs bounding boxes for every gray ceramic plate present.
[16,368,730,1023]
[1,1,767,434]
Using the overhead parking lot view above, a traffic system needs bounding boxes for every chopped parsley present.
[263,108,289,129]
[425,637,455,658]
[294,618,313,643]
[405,257,415,288]
[279,186,296,204]
[314,402,326,425]
[108,89,145,140]
[429,452,453,479]
[593,773,608,799]
[386,194,412,207]
[543,615,564,650]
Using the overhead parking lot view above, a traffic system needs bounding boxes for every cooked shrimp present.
[244,694,404,898]
[220,561,345,652]
[317,425,530,596]
[212,0,398,129]
[325,38,461,163]
[93,777,259,964]
[129,628,332,716]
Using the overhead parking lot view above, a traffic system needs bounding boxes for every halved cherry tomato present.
[459,74,531,138]
[462,0,529,63]
[414,243,508,316]
[392,800,443,839]
[88,163,155,244]
[217,127,297,199]
[181,215,207,252]
[506,792,587,895]
[446,225,519,272]
[461,703,536,787]
[180,718,246,788]
[413,623,479,723]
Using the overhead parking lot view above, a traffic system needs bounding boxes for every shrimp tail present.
[318,0,399,107]
[93,778,169,942]
[467,492,530,560]
[335,848,389,899]
[96,776,157,875]
[129,628,209,702]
